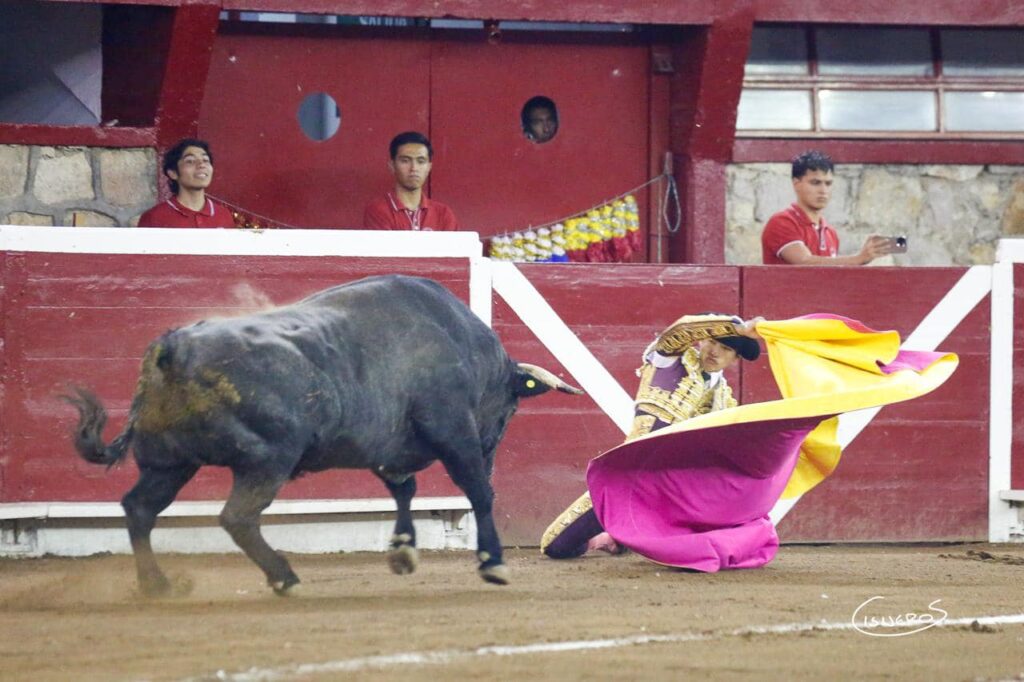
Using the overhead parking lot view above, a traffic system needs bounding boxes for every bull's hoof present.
[138,573,173,598]
[270,575,301,597]
[388,544,420,575]
[479,563,510,585]
[169,574,195,598]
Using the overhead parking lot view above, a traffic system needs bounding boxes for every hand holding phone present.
[884,236,908,254]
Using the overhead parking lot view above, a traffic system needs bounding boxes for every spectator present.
[363,131,458,231]
[138,138,236,228]
[521,95,558,144]
[761,150,891,265]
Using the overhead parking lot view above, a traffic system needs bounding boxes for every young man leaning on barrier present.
[138,138,236,229]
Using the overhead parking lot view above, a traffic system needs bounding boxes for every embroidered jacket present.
[628,347,736,439]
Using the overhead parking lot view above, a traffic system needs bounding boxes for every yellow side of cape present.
[619,317,958,499]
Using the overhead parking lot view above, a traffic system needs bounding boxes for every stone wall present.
[727,163,1024,266]
[0,144,157,227]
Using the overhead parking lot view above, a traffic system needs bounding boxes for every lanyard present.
[388,193,424,230]
[403,207,423,231]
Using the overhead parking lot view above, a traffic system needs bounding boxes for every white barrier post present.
[991,242,1020,542]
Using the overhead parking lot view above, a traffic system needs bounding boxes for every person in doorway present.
[137,138,236,228]
[761,150,892,265]
[521,95,559,144]
[362,131,459,231]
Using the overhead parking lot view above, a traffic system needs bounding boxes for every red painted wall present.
[430,33,653,237]
[198,25,431,228]
[198,25,660,244]
[0,252,991,544]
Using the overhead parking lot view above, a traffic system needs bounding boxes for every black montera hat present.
[695,313,762,362]
[717,334,761,362]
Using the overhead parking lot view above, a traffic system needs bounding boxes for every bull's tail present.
[514,363,584,398]
[61,386,132,468]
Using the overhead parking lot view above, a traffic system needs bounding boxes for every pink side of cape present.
[587,340,944,572]
[588,416,821,571]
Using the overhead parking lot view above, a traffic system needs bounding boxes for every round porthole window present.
[521,95,559,144]
[297,92,341,142]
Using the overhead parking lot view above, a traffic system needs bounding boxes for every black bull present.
[65,275,582,596]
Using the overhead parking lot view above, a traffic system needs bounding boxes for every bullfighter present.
[541,313,958,573]
[541,313,762,559]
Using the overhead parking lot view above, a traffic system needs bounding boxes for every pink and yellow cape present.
[587,314,958,572]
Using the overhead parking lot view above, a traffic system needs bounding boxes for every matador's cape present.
[585,314,957,571]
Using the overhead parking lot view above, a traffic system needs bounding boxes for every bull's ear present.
[514,369,554,397]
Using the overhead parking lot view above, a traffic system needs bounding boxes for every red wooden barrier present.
[0,242,995,545]
[491,265,990,544]
[0,252,468,504]
[743,267,990,542]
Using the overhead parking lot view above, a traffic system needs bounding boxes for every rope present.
[662,173,681,234]
[210,171,681,236]
[512,172,672,235]
[206,194,299,229]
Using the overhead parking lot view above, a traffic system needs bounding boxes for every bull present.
[64,275,581,596]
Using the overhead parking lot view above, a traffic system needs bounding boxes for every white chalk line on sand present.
[174,612,1024,682]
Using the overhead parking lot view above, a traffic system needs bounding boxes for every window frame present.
[0,1,200,149]
[738,24,1024,140]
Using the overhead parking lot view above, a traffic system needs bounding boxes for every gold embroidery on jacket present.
[539,491,593,553]
[541,338,738,552]
[653,314,739,356]
[633,347,736,427]
[627,415,658,441]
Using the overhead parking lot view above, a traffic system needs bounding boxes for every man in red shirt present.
[761,150,890,265]
[138,138,237,229]
[363,132,458,231]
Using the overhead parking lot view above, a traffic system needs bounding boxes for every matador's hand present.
[735,316,764,339]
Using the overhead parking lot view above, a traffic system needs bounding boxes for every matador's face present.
[698,339,738,373]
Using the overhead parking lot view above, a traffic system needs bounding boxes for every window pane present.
[0,1,102,125]
[819,90,936,131]
[942,30,1024,77]
[736,89,812,130]
[816,27,934,76]
[945,91,1024,131]
[745,26,809,76]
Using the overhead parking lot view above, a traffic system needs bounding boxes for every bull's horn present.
[517,363,584,395]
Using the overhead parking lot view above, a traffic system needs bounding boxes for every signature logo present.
[851,596,948,637]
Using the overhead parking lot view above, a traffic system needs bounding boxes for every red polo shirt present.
[137,197,237,229]
[363,193,458,231]
[761,203,839,265]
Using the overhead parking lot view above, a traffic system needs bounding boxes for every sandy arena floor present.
[1,544,1023,681]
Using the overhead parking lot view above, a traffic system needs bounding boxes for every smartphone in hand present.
[884,236,908,254]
